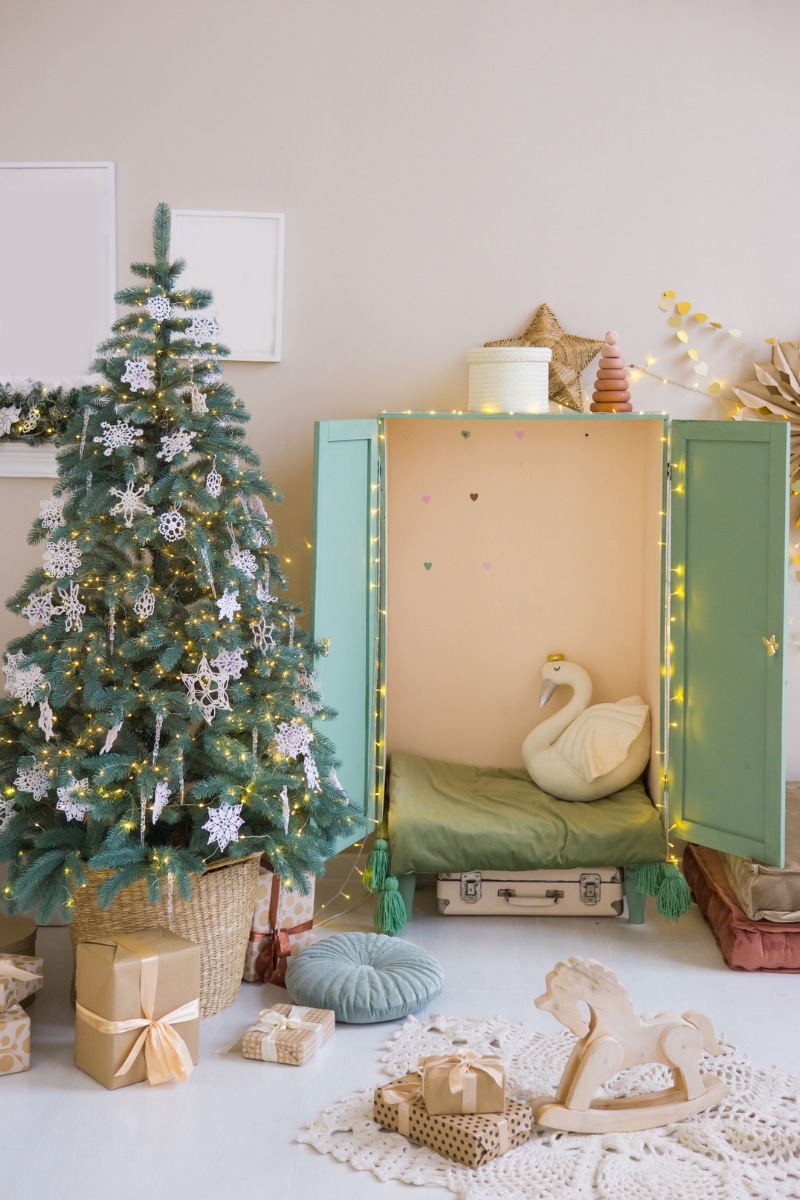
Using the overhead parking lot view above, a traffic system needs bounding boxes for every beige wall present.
[2,0,800,770]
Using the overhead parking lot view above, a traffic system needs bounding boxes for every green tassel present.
[374,876,407,935]
[363,837,390,893]
[656,861,692,921]
[635,861,666,896]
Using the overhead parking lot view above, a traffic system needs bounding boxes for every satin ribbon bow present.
[380,1073,424,1136]
[0,957,41,985]
[76,933,197,1086]
[251,1006,322,1061]
[419,1051,505,1113]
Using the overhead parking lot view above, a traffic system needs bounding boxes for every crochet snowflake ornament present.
[157,428,197,463]
[37,698,55,741]
[210,646,248,680]
[93,418,144,456]
[256,571,279,605]
[13,760,49,801]
[274,720,313,759]
[17,408,39,433]
[216,589,241,621]
[99,717,123,755]
[186,313,220,347]
[109,480,154,527]
[146,295,172,322]
[152,780,171,823]
[0,405,21,437]
[250,617,276,655]
[20,589,61,627]
[120,359,155,392]
[206,463,222,497]
[56,582,86,633]
[158,508,186,542]
[4,656,45,706]
[226,541,258,580]
[42,538,82,579]
[280,785,290,834]
[189,383,208,414]
[202,802,244,851]
[0,796,15,834]
[39,496,66,531]
[133,585,156,619]
[181,654,232,723]
[56,777,91,822]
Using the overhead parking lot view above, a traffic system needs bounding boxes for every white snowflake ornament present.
[250,617,276,655]
[38,698,55,741]
[206,462,222,497]
[39,496,66,531]
[158,508,186,542]
[56,582,86,633]
[157,428,197,463]
[21,589,61,627]
[0,406,21,437]
[280,785,290,834]
[43,538,82,579]
[304,753,321,792]
[187,313,220,347]
[7,661,45,707]
[203,802,244,851]
[210,646,247,680]
[133,585,156,619]
[0,797,15,834]
[189,383,208,414]
[56,777,91,822]
[99,717,123,755]
[216,589,241,621]
[109,480,154,527]
[152,780,171,823]
[121,359,155,392]
[256,571,279,605]
[274,719,313,760]
[14,760,49,801]
[94,418,144,456]
[17,408,39,434]
[226,542,258,580]
[181,654,232,723]
[146,295,173,322]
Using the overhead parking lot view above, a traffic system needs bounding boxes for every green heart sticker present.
[461,430,471,439]
[423,562,432,570]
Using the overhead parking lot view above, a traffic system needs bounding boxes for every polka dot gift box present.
[374,1072,533,1168]
[243,863,315,986]
[0,1004,31,1077]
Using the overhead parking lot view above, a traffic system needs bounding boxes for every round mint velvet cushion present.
[284,932,444,1024]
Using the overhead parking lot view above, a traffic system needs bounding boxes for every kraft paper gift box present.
[0,1004,30,1077]
[74,927,201,1090]
[419,1051,506,1116]
[242,864,315,985]
[241,1002,334,1065]
[374,1073,533,1168]
[0,953,44,1012]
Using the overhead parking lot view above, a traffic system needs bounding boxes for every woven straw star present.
[487,303,603,412]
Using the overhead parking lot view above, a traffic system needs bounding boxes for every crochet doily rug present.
[299,1013,800,1200]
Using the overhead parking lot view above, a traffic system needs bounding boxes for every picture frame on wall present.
[0,161,116,382]
[171,210,285,362]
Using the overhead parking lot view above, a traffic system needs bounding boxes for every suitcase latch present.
[580,873,601,905]
[460,872,482,903]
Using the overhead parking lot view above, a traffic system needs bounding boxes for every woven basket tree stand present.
[68,853,261,1018]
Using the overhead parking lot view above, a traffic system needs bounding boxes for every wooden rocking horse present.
[532,957,729,1133]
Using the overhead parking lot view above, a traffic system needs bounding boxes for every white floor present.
[2,868,799,1200]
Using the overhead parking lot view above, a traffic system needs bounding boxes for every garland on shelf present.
[0,378,93,446]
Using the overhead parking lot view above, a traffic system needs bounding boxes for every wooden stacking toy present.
[590,331,632,412]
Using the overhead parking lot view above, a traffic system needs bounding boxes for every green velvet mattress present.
[387,753,665,876]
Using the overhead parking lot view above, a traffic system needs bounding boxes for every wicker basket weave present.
[68,853,261,1018]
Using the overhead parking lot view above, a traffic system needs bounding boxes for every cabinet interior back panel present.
[383,416,665,771]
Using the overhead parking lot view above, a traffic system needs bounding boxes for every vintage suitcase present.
[436,867,625,917]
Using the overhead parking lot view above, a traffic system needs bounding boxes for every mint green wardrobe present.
[311,413,788,869]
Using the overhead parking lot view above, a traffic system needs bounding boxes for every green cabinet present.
[311,413,788,867]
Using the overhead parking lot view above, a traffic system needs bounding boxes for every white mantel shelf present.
[0,443,59,478]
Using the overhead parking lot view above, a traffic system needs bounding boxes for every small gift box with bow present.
[74,928,201,1090]
[241,1002,334,1065]
[243,864,315,985]
[374,1072,533,1168]
[419,1050,506,1115]
[0,954,43,1077]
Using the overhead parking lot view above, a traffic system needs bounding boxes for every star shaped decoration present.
[181,654,232,724]
[486,303,603,412]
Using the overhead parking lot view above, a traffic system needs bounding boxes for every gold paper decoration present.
[733,341,800,488]
[486,304,603,412]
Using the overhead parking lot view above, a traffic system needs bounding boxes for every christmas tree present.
[0,203,357,922]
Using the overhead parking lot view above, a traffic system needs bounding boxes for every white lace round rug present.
[299,1012,800,1200]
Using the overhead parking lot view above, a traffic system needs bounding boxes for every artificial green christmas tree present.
[0,203,358,923]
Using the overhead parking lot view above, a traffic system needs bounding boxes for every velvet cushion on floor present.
[683,843,800,973]
[284,932,444,1023]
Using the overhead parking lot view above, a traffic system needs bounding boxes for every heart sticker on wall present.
[483,562,492,570]
[515,430,524,440]
[461,431,471,439]
[423,562,432,570]
[469,493,478,501]
[421,495,431,503]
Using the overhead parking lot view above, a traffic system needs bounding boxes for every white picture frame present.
[0,162,116,381]
[171,210,285,362]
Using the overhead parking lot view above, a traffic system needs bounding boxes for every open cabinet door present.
[311,420,381,857]
[669,420,788,866]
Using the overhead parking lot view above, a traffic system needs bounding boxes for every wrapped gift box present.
[74,928,201,1090]
[0,953,44,1012]
[0,1004,30,1077]
[242,864,315,985]
[419,1051,506,1115]
[241,1002,334,1065]
[374,1073,532,1168]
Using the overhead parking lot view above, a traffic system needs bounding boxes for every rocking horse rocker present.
[533,957,729,1133]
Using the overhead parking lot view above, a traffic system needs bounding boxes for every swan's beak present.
[539,678,558,708]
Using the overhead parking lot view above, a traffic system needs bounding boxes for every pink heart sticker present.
[483,562,492,570]
[421,495,431,503]
[515,430,525,440]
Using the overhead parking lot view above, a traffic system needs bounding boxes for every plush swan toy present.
[522,655,650,802]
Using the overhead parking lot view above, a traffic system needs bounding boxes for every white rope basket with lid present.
[467,346,552,413]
